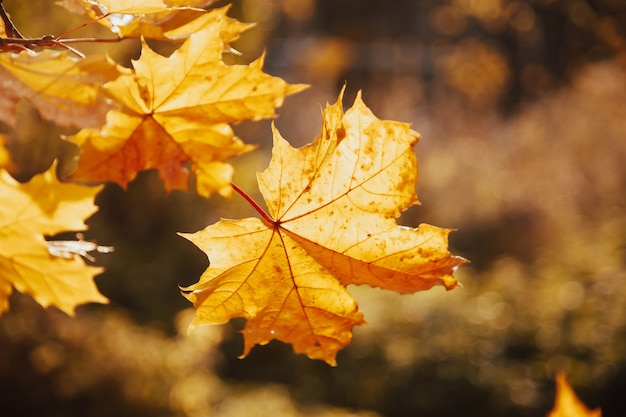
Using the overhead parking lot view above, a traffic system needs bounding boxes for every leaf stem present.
[56,12,112,41]
[231,183,275,225]
[59,37,123,44]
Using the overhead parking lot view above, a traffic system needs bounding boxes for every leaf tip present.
[550,372,602,417]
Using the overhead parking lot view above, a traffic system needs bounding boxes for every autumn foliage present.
[0,0,463,364]
[0,166,106,314]
[183,90,463,364]
[2,1,624,417]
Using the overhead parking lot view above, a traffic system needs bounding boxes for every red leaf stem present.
[230,182,275,225]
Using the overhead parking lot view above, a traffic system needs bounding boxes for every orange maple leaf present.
[0,50,122,128]
[0,166,107,316]
[181,90,465,365]
[68,24,305,197]
[548,373,602,417]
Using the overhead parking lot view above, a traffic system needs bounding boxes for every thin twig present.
[56,12,111,40]
[0,35,83,57]
[0,34,124,57]
[0,36,123,46]
[58,37,123,44]
[52,41,86,58]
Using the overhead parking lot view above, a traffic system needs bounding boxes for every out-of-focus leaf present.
[0,50,122,128]
[0,165,107,315]
[548,373,602,417]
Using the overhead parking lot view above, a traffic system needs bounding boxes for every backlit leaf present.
[68,24,305,197]
[111,5,251,43]
[57,0,240,42]
[0,50,122,128]
[181,90,465,365]
[0,166,107,315]
[59,0,169,17]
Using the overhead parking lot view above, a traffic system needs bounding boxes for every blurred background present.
[1,0,626,416]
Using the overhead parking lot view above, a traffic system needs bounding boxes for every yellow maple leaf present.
[0,17,7,38]
[158,6,253,44]
[68,24,305,197]
[181,90,465,365]
[57,0,244,42]
[0,50,122,128]
[59,0,170,17]
[0,166,107,316]
[0,137,8,168]
[548,373,602,417]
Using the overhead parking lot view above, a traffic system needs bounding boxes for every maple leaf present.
[548,373,602,417]
[0,165,107,316]
[68,24,305,197]
[57,0,244,43]
[181,90,465,365]
[59,0,171,17]
[158,6,253,44]
[0,50,122,128]
[0,16,6,38]
[0,136,8,169]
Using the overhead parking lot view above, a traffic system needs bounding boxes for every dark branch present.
[0,35,123,57]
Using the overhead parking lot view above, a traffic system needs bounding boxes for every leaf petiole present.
[56,12,112,41]
[230,183,276,225]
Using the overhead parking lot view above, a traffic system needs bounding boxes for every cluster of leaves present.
[0,0,464,365]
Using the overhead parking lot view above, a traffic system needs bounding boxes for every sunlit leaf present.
[182,90,465,365]
[59,0,170,16]
[0,165,107,315]
[68,24,305,197]
[56,0,239,42]
[108,5,252,43]
[0,50,122,128]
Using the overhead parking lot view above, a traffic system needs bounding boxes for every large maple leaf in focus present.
[68,24,305,197]
[181,90,465,365]
[0,166,107,315]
